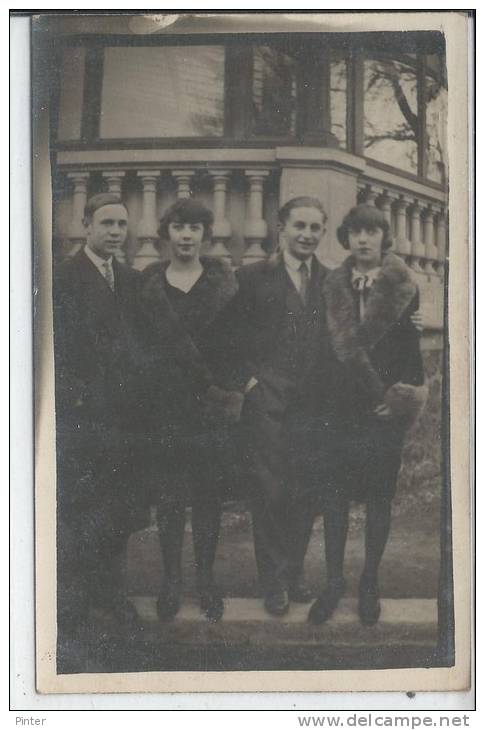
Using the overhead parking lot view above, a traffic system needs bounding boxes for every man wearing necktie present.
[54,193,219,646]
[53,193,149,642]
[218,197,334,616]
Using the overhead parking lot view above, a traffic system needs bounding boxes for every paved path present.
[57,503,442,675]
[127,504,441,600]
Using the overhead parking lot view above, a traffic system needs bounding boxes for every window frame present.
[53,31,447,189]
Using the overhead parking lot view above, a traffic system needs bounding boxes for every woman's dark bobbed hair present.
[157,199,214,250]
[337,204,393,251]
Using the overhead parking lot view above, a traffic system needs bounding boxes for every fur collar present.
[141,255,238,335]
[323,252,418,402]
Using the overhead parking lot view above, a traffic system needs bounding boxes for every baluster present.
[242,170,270,265]
[172,170,195,199]
[394,195,412,257]
[409,199,425,271]
[102,170,125,196]
[67,172,90,256]
[436,208,447,277]
[209,170,232,260]
[356,182,365,205]
[361,184,380,207]
[134,170,161,270]
[101,170,127,262]
[424,204,437,275]
[377,190,392,225]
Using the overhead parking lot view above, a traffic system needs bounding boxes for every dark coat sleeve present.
[375,291,427,427]
[52,264,91,415]
[388,292,425,387]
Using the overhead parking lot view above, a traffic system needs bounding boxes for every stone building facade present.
[37,15,448,508]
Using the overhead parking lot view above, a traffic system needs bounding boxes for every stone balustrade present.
[58,161,447,290]
[357,179,447,280]
[60,166,275,268]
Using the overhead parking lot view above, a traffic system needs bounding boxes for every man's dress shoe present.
[156,582,182,622]
[264,588,290,616]
[199,586,224,623]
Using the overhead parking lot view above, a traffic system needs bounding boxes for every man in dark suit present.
[54,193,150,634]
[220,197,333,615]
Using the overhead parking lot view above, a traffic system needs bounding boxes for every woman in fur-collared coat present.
[140,199,240,623]
[308,204,427,627]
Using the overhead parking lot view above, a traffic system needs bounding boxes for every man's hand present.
[374,402,392,418]
[244,377,259,394]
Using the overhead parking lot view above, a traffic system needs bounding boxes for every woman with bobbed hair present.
[308,204,427,626]
[140,198,242,622]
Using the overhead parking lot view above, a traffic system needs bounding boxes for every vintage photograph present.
[31,11,470,693]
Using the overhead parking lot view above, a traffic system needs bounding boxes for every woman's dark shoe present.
[308,578,346,624]
[199,586,224,623]
[358,577,381,626]
[156,582,182,621]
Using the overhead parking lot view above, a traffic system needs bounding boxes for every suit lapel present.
[266,253,307,314]
[307,256,326,311]
[74,250,121,333]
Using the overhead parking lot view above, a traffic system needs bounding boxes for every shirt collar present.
[283,249,313,274]
[84,245,113,271]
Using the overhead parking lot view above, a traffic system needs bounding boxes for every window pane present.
[330,57,347,148]
[58,47,85,141]
[100,46,224,138]
[364,57,418,174]
[252,46,297,136]
[426,55,448,185]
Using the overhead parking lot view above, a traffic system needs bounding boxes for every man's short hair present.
[83,193,128,225]
[157,199,214,250]
[337,204,393,251]
[278,196,328,226]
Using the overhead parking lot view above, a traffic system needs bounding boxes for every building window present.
[99,46,225,138]
[425,54,448,185]
[251,45,297,137]
[330,56,347,149]
[363,55,418,175]
[57,47,86,141]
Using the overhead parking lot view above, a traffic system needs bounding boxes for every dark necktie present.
[103,261,115,292]
[299,261,310,304]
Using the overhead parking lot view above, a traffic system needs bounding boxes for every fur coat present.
[323,251,427,429]
[141,255,238,351]
[139,255,240,499]
[321,251,427,501]
[142,256,237,418]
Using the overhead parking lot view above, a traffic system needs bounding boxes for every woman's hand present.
[201,386,244,424]
[374,402,392,418]
[410,310,424,331]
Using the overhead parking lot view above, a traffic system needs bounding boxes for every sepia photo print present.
[32,11,471,694]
